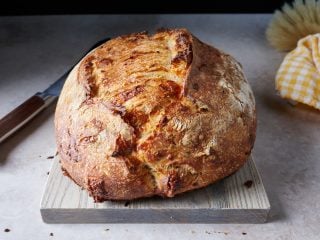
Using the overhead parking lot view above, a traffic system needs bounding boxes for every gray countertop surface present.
[0,14,319,240]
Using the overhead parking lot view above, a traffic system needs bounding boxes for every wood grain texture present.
[40,156,270,223]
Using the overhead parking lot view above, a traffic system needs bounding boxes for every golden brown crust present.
[55,29,256,201]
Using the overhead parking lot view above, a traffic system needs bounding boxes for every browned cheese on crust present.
[55,29,256,201]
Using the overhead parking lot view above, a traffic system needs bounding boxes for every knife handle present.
[0,95,56,143]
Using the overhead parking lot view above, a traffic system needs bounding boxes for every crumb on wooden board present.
[244,180,253,188]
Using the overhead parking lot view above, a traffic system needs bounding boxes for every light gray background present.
[0,14,319,240]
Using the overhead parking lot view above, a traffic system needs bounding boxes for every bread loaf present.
[55,29,256,201]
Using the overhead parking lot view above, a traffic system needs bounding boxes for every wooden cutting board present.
[40,156,270,223]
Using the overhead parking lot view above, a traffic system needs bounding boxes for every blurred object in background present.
[266,0,320,51]
[267,0,320,111]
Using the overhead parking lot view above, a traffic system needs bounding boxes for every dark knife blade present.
[0,37,110,143]
[38,37,110,98]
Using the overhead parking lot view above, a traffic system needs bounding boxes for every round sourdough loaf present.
[55,29,256,201]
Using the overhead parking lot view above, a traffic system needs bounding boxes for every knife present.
[0,38,110,143]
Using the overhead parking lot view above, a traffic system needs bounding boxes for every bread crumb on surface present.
[244,180,253,188]
[214,231,228,235]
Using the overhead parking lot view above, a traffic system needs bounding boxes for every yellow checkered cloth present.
[276,34,320,110]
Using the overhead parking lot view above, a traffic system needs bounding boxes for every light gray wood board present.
[41,156,270,223]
